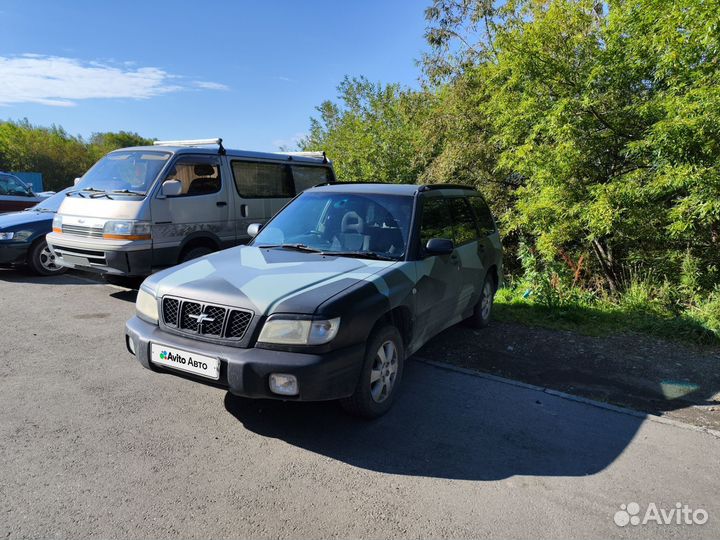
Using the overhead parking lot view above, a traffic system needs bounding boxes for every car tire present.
[27,239,66,276]
[340,324,405,419]
[180,245,214,263]
[466,273,496,329]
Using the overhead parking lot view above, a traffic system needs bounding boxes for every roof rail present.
[418,183,475,191]
[153,138,226,155]
[276,151,328,163]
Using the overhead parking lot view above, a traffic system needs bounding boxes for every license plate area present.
[150,343,220,380]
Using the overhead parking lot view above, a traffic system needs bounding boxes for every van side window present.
[419,197,454,251]
[164,161,221,196]
[449,197,478,246]
[232,161,293,198]
[291,165,333,192]
[468,196,496,235]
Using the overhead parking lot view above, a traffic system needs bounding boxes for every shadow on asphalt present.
[0,268,102,285]
[224,360,645,481]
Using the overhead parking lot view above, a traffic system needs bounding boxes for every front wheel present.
[27,240,66,276]
[180,245,214,263]
[341,325,404,419]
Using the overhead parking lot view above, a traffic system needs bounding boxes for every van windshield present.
[252,191,413,260]
[73,151,171,197]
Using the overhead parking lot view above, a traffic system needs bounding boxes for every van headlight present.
[103,220,151,240]
[258,316,340,345]
[136,287,159,324]
[52,214,62,233]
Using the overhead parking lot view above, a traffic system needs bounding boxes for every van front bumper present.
[125,316,365,401]
[46,232,152,276]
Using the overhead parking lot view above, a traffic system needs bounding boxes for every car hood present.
[145,245,398,316]
[0,210,53,230]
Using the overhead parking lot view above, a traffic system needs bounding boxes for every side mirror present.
[161,179,183,197]
[73,177,82,186]
[247,223,262,238]
[425,238,454,256]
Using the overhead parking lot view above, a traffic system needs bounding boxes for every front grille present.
[163,298,180,326]
[161,296,253,341]
[227,310,253,338]
[61,224,104,238]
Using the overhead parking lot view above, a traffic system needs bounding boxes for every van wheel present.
[27,240,66,276]
[340,324,404,419]
[465,273,496,329]
[180,245,214,263]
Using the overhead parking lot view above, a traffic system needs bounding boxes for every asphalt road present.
[1,269,719,539]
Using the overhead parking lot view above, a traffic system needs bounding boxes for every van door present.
[151,155,231,266]
[229,160,294,242]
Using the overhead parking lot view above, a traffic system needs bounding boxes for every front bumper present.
[0,242,29,265]
[125,316,365,401]
[46,232,152,276]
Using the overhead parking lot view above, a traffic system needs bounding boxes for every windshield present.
[30,188,72,212]
[253,191,414,259]
[73,151,171,196]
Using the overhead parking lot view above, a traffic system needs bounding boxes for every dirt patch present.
[417,321,720,430]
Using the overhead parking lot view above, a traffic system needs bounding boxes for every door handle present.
[216,201,227,207]
[240,204,248,217]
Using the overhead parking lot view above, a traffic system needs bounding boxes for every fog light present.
[269,373,298,396]
[126,335,136,356]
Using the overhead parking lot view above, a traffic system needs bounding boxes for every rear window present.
[291,165,333,192]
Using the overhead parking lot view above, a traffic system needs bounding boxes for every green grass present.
[493,287,720,346]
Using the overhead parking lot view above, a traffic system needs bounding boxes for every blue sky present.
[0,0,429,150]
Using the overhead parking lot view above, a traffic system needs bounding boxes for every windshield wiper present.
[110,189,146,196]
[323,251,398,261]
[260,243,324,253]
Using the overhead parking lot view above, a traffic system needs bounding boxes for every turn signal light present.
[52,227,62,233]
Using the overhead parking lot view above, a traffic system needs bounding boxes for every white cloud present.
[192,81,229,91]
[0,54,228,107]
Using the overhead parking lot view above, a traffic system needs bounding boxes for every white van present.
[46,139,335,277]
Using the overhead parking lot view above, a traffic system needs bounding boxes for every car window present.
[0,174,30,197]
[232,161,293,198]
[163,159,221,197]
[419,197,454,250]
[291,165,333,193]
[449,197,479,246]
[468,195,496,236]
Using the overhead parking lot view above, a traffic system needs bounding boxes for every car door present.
[413,195,462,340]
[467,195,501,274]
[151,155,231,266]
[229,160,294,242]
[448,196,486,316]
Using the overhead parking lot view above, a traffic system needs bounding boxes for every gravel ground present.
[1,269,719,539]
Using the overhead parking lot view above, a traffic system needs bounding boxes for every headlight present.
[103,220,151,240]
[136,287,159,324]
[0,232,15,240]
[52,214,62,233]
[258,316,340,345]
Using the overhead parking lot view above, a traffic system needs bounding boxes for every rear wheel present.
[27,240,66,276]
[341,324,404,419]
[180,245,214,263]
[466,273,496,329]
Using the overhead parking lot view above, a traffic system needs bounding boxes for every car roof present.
[307,182,479,196]
[113,146,331,165]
